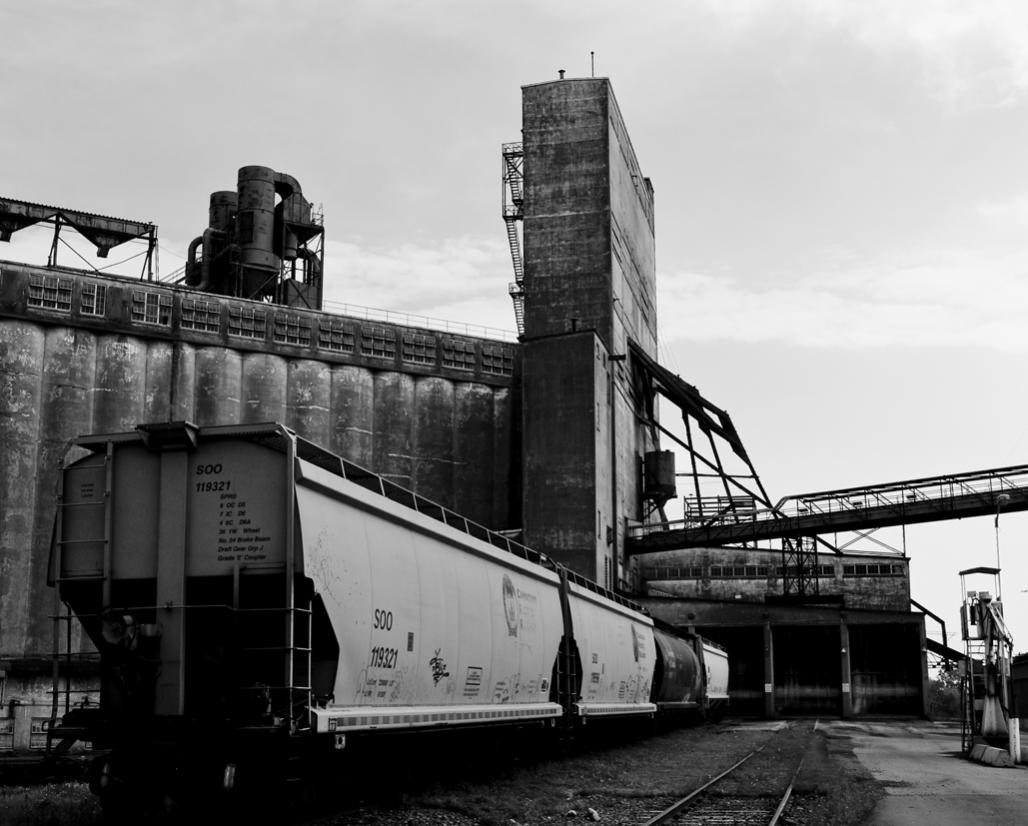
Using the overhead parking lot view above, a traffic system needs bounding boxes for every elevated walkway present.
[628,464,1028,554]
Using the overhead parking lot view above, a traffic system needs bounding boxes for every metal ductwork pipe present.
[185,235,203,286]
[273,172,310,262]
[277,194,312,262]
[197,228,218,291]
[209,190,237,233]
[184,228,222,292]
[236,165,280,298]
[273,172,301,200]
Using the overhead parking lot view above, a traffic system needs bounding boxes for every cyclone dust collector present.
[185,165,324,309]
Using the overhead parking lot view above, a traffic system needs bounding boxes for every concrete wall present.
[0,263,518,661]
[607,88,657,356]
[0,660,98,752]
[521,332,604,580]
[523,79,614,346]
[520,78,659,585]
[522,77,656,355]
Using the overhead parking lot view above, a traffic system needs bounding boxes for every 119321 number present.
[369,646,398,669]
[196,480,231,492]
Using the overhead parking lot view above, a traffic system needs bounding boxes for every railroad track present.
[640,721,812,826]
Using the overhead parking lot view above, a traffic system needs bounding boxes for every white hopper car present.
[48,422,727,808]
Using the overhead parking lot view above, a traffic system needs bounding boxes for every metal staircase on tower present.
[501,142,525,335]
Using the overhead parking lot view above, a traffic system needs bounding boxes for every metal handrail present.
[320,300,518,342]
[629,463,1028,543]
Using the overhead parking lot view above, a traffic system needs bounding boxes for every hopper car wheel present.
[88,754,116,798]
[89,750,184,824]
[88,754,137,824]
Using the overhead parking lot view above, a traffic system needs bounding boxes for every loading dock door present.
[701,627,765,717]
[849,624,923,715]
[774,626,841,715]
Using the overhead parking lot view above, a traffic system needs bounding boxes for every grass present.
[0,782,102,826]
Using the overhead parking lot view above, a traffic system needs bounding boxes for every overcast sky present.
[5,0,1028,655]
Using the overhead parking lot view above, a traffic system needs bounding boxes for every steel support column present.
[841,621,852,718]
[764,620,775,718]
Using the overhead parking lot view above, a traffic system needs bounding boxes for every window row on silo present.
[643,562,907,580]
[14,269,516,381]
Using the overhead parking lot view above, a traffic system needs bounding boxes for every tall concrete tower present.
[520,77,659,590]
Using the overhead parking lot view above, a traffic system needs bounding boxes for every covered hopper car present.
[47,422,727,808]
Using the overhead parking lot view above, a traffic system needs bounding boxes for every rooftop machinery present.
[184,165,325,310]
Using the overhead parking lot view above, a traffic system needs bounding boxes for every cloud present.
[659,246,1028,351]
[321,237,519,338]
[691,0,1028,108]
[819,1,1028,107]
[976,195,1028,228]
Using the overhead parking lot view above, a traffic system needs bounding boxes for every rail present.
[641,722,811,826]
[642,746,765,825]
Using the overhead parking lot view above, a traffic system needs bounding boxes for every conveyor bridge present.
[0,196,156,277]
[627,464,1028,554]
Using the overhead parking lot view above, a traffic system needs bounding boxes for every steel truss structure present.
[0,197,157,279]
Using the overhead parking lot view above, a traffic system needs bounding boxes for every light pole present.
[995,492,1011,601]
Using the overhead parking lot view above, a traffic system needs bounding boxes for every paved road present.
[819,720,1028,825]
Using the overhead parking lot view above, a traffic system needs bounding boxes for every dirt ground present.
[0,718,885,825]
[298,718,884,826]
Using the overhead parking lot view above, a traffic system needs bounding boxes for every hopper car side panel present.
[565,582,657,718]
[295,460,564,733]
[58,451,112,582]
[702,640,730,703]
[58,446,163,584]
[60,440,289,579]
[183,441,288,575]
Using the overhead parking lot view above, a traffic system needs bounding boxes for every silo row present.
[0,320,514,657]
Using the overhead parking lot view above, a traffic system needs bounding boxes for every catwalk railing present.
[627,464,1028,554]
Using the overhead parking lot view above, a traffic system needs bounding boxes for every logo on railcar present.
[631,624,647,662]
[502,574,520,636]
